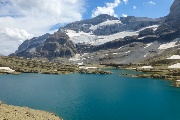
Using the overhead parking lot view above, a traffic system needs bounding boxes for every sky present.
[0,0,174,55]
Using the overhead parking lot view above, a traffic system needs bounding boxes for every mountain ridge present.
[11,0,180,63]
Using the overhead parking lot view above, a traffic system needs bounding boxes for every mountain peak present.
[93,14,119,20]
[165,0,180,29]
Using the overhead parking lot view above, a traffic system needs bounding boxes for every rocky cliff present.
[165,0,180,30]
[11,32,77,60]
[62,14,119,33]
[61,15,163,36]
[15,33,50,54]
[92,16,163,36]
[36,32,77,59]
[10,33,50,58]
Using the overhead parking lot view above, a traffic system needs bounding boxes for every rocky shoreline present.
[119,65,180,88]
[0,101,62,120]
[0,56,112,75]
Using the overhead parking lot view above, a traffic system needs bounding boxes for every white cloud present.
[133,6,137,9]
[0,0,85,55]
[123,0,128,4]
[92,0,121,18]
[0,28,34,55]
[122,14,128,17]
[148,1,156,5]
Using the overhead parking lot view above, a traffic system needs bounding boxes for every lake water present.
[0,69,180,120]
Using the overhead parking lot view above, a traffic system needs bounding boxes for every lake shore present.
[0,101,62,120]
[99,63,180,87]
[119,66,180,87]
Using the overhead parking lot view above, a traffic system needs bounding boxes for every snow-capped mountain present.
[60,15,163,45]
[12,0,180,63]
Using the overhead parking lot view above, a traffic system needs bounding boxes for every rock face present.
[165,0,180,30]
[11,32,77,60]
[61,15,163,36]
[10,33,50,58]
[37,32,77,59]
[16,33,50,54]
[63,14,119,33]
[139,28,155,37]
[92,16,162,36]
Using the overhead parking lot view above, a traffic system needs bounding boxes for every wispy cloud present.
[133,6,137,9]
[92,0,121,18]
[148,1,156,5]
[122,14,128,17]
[123,0,128,4]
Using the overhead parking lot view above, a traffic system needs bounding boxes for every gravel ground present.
[0,101,62,120]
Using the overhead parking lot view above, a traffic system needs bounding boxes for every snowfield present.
[89,20,122,31]
[141,66,153,69]
[168,63,180,68]
[167,55,180,59]
[159,38,180,50]
[66,24,160,46]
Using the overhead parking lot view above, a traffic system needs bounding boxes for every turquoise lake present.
[0,69,180,120]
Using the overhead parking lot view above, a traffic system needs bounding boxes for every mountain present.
[35,32,77,60]
[15,33,50,54]
[164,0,180,30]
[60,15,163,45]
[62,14,119,33]
[13,14,162,60]
[10,33,50,58]
[12,0,180,63]
[11,32,77,60]
[74,0,180,65]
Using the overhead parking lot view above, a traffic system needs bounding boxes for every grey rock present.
[15,33,50,54]
[61,14,119,33]
[36,32,77,60]
[165,0,180,30]
[139,28,155,37]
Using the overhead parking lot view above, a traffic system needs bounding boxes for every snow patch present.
[0,67,15,73]
[167,55,180,59]
[138,25,159,32]
[144,54,148,57]
[113,53,118,55]
[89,20,122,31]
[144,43,153,48]
[125,51,130,54]
[159,42,177,50]
[168,63,180,68]
[66,25,160,46]
[118,46,123,49]
[159,38,180,50]
[77,62,84,66]
[79,66,97,69]
[66,30,98,44]
[90,31,138,45]
[141,66,153,69]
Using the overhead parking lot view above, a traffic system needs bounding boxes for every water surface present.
[0,69,180,120]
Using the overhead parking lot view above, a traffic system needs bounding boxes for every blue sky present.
[84,0,174,19]
[0,0,175,55]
